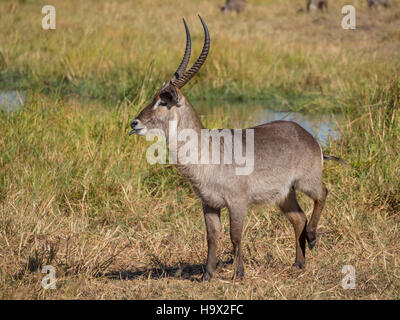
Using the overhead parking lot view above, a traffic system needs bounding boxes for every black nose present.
[131,120,138,129]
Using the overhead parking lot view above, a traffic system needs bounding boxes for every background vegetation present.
[0,0,399,299]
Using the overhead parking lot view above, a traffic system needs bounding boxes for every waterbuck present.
[130,16,344,281]
[367,0,391,8]
[221,0,247,13]
[307,0,328,12]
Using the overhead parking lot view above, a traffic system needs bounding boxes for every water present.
[0,90,26,113]
[245,108,342,145]
[0,92,342,144]
[198,102,343,145]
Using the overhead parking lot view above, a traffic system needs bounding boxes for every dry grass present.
[0,0,399,299]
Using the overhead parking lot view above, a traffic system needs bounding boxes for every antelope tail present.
[323,155,350,168]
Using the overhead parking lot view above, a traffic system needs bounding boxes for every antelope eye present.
[159,101,168,106]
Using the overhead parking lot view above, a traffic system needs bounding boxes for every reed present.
[0,0,399,299]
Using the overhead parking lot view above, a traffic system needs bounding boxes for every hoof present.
[306,231,317,250]
[292,262,305,269]
[308,239,317,250]
[201,273,211,282]
[232,269,244,281]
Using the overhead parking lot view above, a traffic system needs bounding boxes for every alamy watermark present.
[342,5,356,30]
[40,5,356,33]
[41,265,56,290]
[144,121,255,176]
[42,5,56,30]
[341,265,356,289]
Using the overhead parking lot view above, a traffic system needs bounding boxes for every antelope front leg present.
[228,202,246,280]
[202,204,221,281]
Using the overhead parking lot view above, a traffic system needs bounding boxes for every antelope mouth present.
[129,118,148,136]
[129,127,147,136]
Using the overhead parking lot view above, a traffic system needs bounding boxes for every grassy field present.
[0,0,399,299]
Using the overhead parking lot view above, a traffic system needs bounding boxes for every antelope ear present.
[159,84,180,107]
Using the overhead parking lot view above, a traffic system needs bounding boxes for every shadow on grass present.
[102,259,234,282]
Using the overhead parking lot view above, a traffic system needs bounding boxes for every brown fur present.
[130,19,344,281]
[307,0,328,12]
[131,87,333,280]
[368,0,391,8]
[221,0,246,13]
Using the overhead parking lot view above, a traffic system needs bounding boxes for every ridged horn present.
[172,15,210,88]
[171,18,191,81]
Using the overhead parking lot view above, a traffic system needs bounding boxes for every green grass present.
[0,0,399,299]
[1,0,399,109]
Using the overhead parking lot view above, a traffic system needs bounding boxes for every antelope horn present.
[171,18,191,81]
[172,15,210,88]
